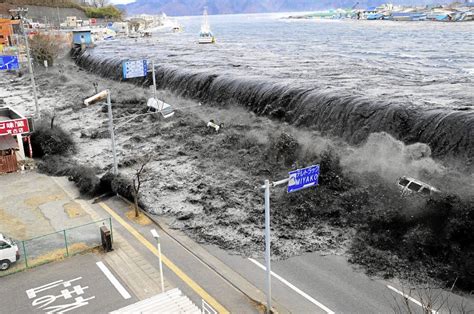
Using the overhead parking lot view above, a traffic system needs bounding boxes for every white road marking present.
[387,285,438,314]
[96,262,131,299]
[248,258,335,314]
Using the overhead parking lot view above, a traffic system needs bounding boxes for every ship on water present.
[198,8,216,44]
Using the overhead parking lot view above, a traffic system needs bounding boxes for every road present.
[96,196,474,314]
[205,236,474,313]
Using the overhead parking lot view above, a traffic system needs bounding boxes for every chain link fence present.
[1,218,112,276]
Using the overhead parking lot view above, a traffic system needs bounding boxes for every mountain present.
[118,0,440,16]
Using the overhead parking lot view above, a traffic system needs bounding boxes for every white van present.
[0,234,20,270]
[397,176,440,197]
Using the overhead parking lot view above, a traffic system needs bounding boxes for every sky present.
[109,0,136,4]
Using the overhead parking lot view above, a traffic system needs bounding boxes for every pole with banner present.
[261,164,320,314]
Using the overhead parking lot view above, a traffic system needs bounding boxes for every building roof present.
[0,134,18,150]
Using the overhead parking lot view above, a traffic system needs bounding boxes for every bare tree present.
[388,283,472,314]
[131,155,151,218]
[91,0,108,8]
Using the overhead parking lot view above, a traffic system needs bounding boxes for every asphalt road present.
[204,244,474,313]
[0,253,137,314]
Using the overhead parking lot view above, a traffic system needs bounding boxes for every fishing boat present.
[198,8,215,44]
[391,12,427,21]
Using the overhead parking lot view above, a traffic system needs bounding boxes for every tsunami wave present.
[73,49,473,165]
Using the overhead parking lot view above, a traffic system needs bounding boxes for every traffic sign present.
[122,60,148,79]
[0,56,19,71]
[287,164,319,193]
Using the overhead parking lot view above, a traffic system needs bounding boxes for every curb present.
[117,194,289,314]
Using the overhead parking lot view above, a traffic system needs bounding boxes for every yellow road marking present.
[99,202,229,314]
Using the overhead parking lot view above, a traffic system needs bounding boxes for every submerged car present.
[397,176,440,197]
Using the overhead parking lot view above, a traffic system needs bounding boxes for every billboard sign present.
[0,118,30,136]
[287,164,320,193]
[0,56,19,71]
[122,60,147,79]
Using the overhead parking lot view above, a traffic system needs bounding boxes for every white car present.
[397,176,440,197]
[0,234,20,270]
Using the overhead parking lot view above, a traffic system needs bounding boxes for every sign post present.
[261,165,320,314]
[151,60,157,100]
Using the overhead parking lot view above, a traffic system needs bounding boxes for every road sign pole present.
[106,90,118,175]
[264,179,272,314]
[18,10,40,119]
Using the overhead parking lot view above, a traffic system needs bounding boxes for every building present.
[72,30,93,48]
[0,107,31,174]
[66,16,77,28]
[0,134,19,173]
[0,18,20,47]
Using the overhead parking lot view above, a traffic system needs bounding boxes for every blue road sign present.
[122,59,148,79]
[287,164,320,193]
[0,56,19,71]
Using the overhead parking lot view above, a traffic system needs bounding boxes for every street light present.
[84,90,118,175]
[150,228,165,293]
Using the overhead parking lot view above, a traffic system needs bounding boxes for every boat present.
[391,12,427,21]
[171,19,183,32]
[198,8,215,44]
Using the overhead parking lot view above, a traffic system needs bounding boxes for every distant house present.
[112,22,129,36]
[72,30,93,47]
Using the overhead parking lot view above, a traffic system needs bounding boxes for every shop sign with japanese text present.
[0,118,30,135]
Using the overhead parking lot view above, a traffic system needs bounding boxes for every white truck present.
[0,234,19,270]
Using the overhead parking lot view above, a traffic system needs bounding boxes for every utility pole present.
[57,7,61,30]
[11,8,40,119]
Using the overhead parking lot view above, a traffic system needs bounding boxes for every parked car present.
[0,234,20,270]
[397,176,440,197]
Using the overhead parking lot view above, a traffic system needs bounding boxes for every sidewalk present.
[52,176,173,301]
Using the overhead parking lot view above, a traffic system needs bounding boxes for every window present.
[398,178,410,187]
[408,182,422,192]
[0,241,10,249]
[420,187,431,195]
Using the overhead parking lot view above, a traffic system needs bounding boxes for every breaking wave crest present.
[74,49,473,164]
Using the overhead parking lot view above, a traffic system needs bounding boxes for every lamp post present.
[150,229,165,293]
[84,90,118,174]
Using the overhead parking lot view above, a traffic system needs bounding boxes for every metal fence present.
[1,218,112,276]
